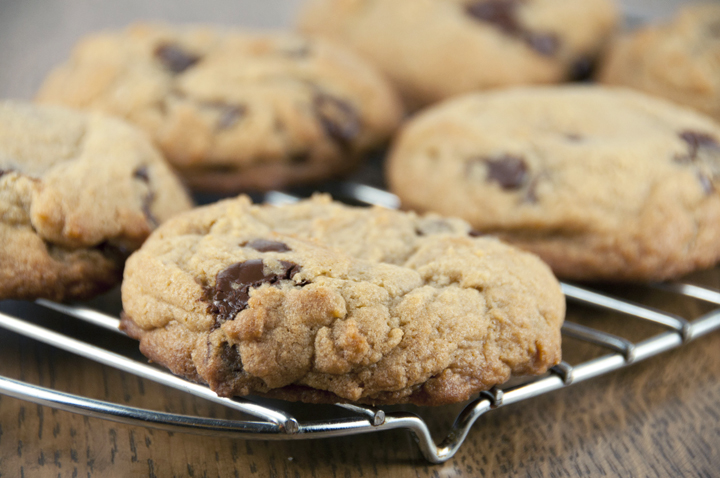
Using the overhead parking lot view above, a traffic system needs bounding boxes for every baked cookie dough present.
[0,101,193,301]
[298,0,619,109]
[599,3,720,123]
[36,23,403,192]
[120,195,564,406]
[387,86,720,281]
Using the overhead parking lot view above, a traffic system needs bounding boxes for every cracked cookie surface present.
[298,0,618,109]
[388,86,720,281]
[599,4,720,124]
[120,195,564,405]
[36,23,403,192]
[0,101,193,300]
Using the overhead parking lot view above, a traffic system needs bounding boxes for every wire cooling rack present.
[1,182,720,464]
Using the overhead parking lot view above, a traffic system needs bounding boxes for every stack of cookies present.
[2,0,719,407]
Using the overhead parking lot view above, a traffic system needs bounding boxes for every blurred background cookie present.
[298,0,619,109]
[599,3,720,123]
[36,24,403,192]
[0,101,193,301]
[387,86,720,281]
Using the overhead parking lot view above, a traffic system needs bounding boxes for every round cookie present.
[120,195,564,406]
[36,24,404,192]
[599,4,720,123]
[0,101,193,301]
[387,86,720,281]
[298,0,619,109]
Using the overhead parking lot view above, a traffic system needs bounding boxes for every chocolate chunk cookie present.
[0,101,193,301]
[599,4,720,123]
[120,195,564,406]
[298,0,618,109]
[387,86,720,281]
[36,24,403,192]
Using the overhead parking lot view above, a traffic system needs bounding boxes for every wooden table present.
[1,0,716,476]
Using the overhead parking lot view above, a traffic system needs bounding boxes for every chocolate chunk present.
[570,56,594,82]
[680,131,720,156]
[313,93,360,147]
[466,0,522,34]
[155,43,201,74]
[0,169,8,178]
[133,166,157,227]
[142,192,158,228]
[133,166,150,183]
[220,343,243,373]
[203,259,303,324]
[466,0,559,56]
[244,239,291,253]
[468,230,484,237]
[698,172,715,195]
[523,32,559,56]
[485,155,528,189]
[216,104,246,130]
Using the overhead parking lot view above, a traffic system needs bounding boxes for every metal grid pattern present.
[1,183,719,464]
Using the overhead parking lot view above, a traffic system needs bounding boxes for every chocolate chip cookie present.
[120,195,564,406]
[298,0,619,109]
[387,86,720,281]
[0,101,193,301]
[36,24,403,192]
[599,4,720,123]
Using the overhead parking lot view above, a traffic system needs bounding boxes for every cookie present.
[0,101,193,301]
[387,86,720,281]
[599,4,720,123]
[298,0,619,109]
[35,23,404,192]
[120,195,564,406]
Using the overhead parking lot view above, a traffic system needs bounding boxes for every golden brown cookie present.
[298,0,619,109]
[36,24,404,192]
[387,86,720,281]
[0,101,193,301]
[120,195,564,406]
[599,3,720,123]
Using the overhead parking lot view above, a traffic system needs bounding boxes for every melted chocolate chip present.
[155,44,201,74]
[524,32,559,56]
[570,56,594,82]
[216,104,246,130]
[698,172,715,195]
[680,131,720,156]
[466,0,521,34]
[133,166,157,227]
[203,259,303,325]
[485,155,528,189]
[313,93,360,147]
[468,230,485,237]
[466,0,559,56]
[0,169,8,178]
[220,343,243,373]
[133,166,150,183]
[244,239,291,253]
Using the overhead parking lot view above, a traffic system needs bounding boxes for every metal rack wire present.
[1,183,720,464]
